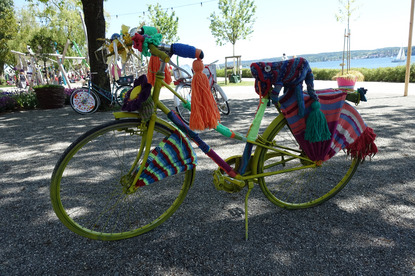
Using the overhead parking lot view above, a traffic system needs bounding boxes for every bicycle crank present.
[213,169,246,193]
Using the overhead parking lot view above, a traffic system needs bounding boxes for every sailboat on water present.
[392,47,406,62]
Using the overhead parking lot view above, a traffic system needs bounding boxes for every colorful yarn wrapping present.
[131,33,145,52]
[189,58,220,130]
[131,32,162,57]
[147,55,172,86]
[122,75,154,121]
[279,88,377,162]
[345,127,377,160]
[250,58,331,142]
[304,100,331,142]
[142,26,159,36]
[135,129,197,187]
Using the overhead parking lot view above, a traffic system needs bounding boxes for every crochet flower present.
[122,74,152,112]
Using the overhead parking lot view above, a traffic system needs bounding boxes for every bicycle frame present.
[114,61,318,195]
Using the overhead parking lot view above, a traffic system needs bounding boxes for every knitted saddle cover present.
[135,129,197,187]
[279,88,377,162]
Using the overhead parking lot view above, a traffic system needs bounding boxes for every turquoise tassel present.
[305,101,331,142]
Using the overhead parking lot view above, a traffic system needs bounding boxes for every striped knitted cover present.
[250,58,317,117]
[279,88,377,162]
[135,129,197,187]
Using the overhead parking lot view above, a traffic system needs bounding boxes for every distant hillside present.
[221,46,414,68]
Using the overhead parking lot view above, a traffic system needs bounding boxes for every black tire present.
[50,119,195,240]
[254,116,360,209]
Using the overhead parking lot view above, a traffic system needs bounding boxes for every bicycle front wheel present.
[212,84,230,115]
[51,119,195,240]
[70,88,100,114]
[115,85,131,106]
[254,116,359,209]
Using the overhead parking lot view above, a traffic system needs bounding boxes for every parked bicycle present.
[173,60,230,124]
[51,28,376,241]
[70,72,133,114]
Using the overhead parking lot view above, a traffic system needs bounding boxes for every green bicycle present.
[51,32,372,241]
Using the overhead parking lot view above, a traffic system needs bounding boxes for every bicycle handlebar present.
[150,42,204,61]
[148,44,170,63]
[132,26,204,61]
[171,43,204,59]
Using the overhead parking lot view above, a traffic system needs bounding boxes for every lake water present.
[309,56,415,69]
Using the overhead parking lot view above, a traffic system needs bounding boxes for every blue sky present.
[104,0,413,62]
[14,0,414,63]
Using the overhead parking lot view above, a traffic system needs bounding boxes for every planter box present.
[34,85,65,109]
[336,77,356,90]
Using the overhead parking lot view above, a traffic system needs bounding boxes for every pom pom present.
[189,59,220,130]
[304,101,331,143]
[122,75,152,113]
[131,33,144,52]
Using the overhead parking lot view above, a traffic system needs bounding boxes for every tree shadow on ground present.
[0,96,414,274]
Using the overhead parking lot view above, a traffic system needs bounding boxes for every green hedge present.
[217,65,415,82]
[216,68,252,78]
[312,65,415,82]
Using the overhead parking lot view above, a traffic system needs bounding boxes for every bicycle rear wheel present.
[70,88,100,114]
[254,116,359,209]
[212,84,230,115]
[50,119,195,240]
[115,85,131,106]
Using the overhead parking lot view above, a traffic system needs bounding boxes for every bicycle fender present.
[213,83,228,101]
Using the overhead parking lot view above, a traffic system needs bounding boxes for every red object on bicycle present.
[189,59,220,130]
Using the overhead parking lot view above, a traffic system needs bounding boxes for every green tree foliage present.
[12,0,109,95]
[27,0,86,58]
[209,0,256,56]
[7,8,41,54]
[7,0,87,78]
[335,0,359,25]
[143,3,179,44]
[0,0,17,76]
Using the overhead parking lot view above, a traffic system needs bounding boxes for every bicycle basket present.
[116,75,134,85]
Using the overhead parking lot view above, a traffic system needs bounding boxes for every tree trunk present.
[80,0,110,105]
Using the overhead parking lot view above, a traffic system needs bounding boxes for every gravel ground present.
[1,81,415,275]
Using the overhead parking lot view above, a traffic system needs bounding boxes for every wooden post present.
[404,0,415,96]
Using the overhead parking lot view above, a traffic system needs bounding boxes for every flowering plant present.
[332,70,364,82]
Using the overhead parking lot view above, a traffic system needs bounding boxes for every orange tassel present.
[189,58,220,130]
[164,65,172,85]
[147,55,159,86]
[147,55,172,86]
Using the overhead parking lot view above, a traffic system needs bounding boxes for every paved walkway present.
[0,81,415,275]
